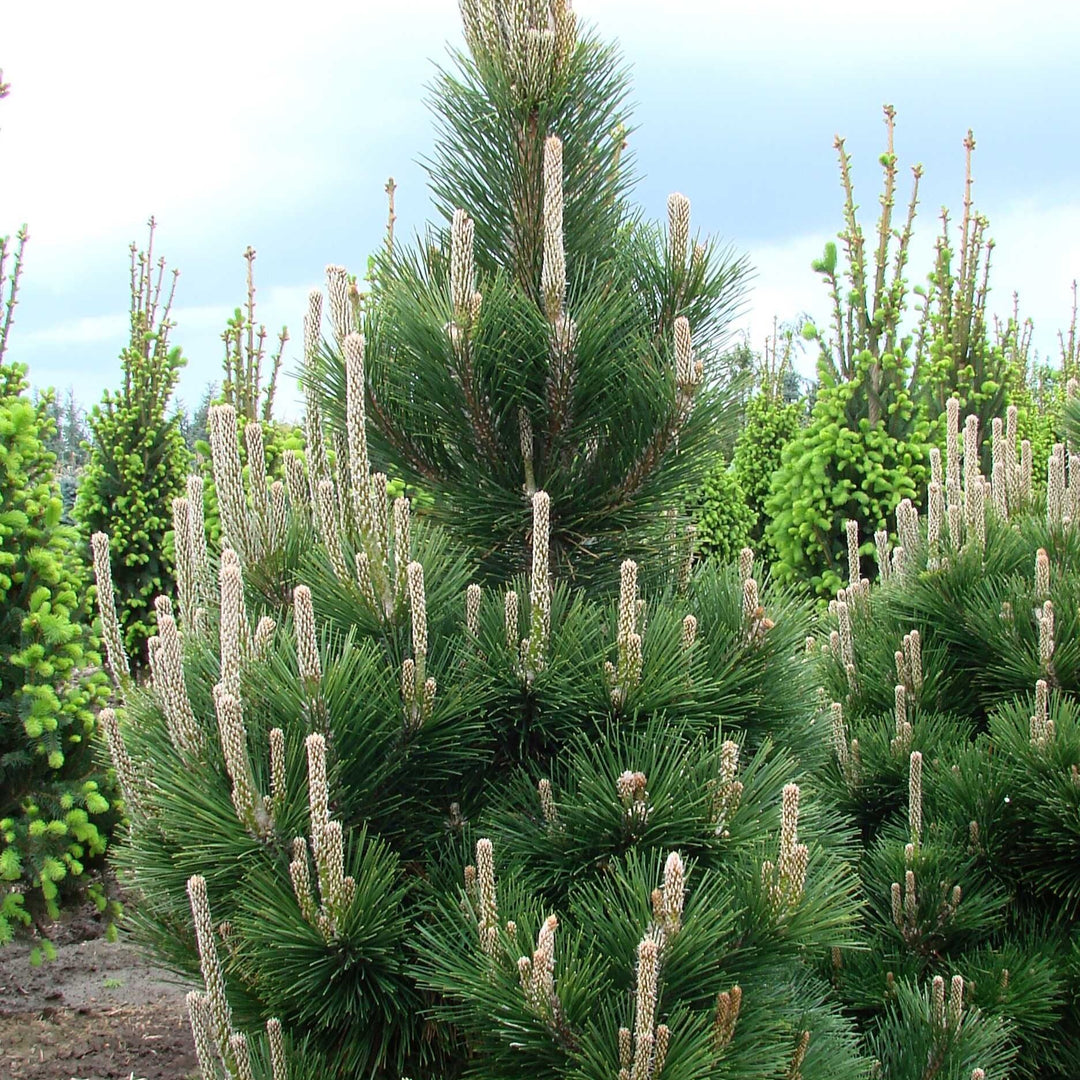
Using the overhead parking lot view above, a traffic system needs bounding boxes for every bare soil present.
[0,914,196,1080]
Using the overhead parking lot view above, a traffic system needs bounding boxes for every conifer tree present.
[0,83,116,946]
[303,0,749,584]
[98,7,868,1080]
[76,221,191,666]
[768,110,1032,596]
[809,406,1080,1077]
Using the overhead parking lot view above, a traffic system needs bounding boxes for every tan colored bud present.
[293,585,321,686]
[90,532,130,686]
[186,875,231,1054]
[186,991,216,1079]
[466,583,482,637]
[668,192,691,271]
[151,611,201,757]
[1035,547,1050,599]
[909,751,923,843]
[538,778,559,826]
[450,209,476,323]
[267,1018,286,1080]
[100,708,139,814]
[505,589,520,651]
[846,519,861,587]
[325,264,351,347]
[1040,600,1055,666]
[408,561,428,665]
[541,137,566,323]
[475,837,499,956]
[209,405,251,558]
[946,397,961,488]
[674,315,695,392]
[738,545,754,583]
[1048,444,1066,525]
[393,497,411,600]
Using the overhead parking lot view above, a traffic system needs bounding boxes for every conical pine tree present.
[98,6,870,1080]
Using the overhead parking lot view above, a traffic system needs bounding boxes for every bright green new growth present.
[767,108,1036,596]
[0,204,114,941]
[76,221,191,665]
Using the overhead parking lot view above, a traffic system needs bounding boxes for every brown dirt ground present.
[0,913,196,1080]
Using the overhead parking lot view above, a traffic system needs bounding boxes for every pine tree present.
[98,7,867,1080]
[76,221,191,667]
[810,405,1080,1077]
[303,0,749,585]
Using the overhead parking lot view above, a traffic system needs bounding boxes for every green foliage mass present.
[812,477,1080,1076]
[73,13,1080,1080]
[0,361,114,944]
[76,228,191,666]
[767,349,928,596]
[113,493,860,1079]
[687,458,753,566]
[731,390,802,554]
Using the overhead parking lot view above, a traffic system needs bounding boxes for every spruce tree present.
[0,87,116,946]
[767,109,1033,597]
[76,221,191,667]
[98,6,868,1080]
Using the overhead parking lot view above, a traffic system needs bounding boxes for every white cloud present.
[735,198,1080,376]
[0,1,461,282]
[6,0,1079,409]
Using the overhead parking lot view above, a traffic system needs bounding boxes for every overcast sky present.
[3,0,1079,417]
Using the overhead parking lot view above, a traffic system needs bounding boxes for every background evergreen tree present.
[686,457,753,565]
[33,385,90,519]
[767,109,1038,597]
[766,108,931,596]
[76,221,191,666]
[0,98,116,948]
[730,320,806,562]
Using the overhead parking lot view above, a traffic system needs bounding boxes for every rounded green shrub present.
[766,350,929,596]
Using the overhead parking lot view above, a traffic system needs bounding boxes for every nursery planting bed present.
[0,917,195,1080]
